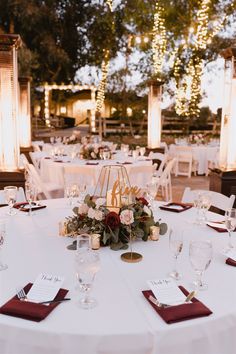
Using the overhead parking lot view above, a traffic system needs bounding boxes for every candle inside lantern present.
[91,234,101,250]
[149,226,160,241]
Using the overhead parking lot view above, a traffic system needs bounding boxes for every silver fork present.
[16,288,28,301]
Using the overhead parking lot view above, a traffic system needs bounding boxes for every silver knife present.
[39,298,71,305]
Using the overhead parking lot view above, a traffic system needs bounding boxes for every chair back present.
[182,187,235,212]
[27,164,51,199]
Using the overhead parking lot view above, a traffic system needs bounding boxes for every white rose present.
[120,209,134,225]
[88,208,95,219]
[143,205,151,216]
[91,152,96,159]
[78,203,89,215]
[94,209,104,221]
[95,198,106,209]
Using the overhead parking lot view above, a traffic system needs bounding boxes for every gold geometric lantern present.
[93,165,139,212]
[0,34,22,171]
[18,77,31,148]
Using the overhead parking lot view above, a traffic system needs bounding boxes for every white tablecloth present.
[169,145,219,175]
[0,200,235,354]
[40,157,153,188]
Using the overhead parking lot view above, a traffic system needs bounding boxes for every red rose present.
[105,212,120,230]
[136,197,149,206]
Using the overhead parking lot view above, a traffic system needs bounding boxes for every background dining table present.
[0,199,235,354]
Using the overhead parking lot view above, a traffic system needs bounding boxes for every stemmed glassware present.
[169,229,183,280]
[200,193,211,223]
[189,240,213,291]
[4,186,18,216]
[25,181,37,216]
[146,182,157,210]
[65,183,79,206]
[0,219,8,270]
[75,250,100,309]
[224,208,236,251]
[193,191,203,224]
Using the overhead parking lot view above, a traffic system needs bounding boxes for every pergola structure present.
[42,83,97,132]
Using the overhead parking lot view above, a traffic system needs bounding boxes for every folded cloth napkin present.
[206,221,230,233]
[0,283,69,322]
[54,160,63,163]
[142,286,212,324]
[226,258,236,267]
[13,202,47,212]
[85,162,99,165]
[116,161,133,165]
[44,157,51,159]
[159,202,192,213]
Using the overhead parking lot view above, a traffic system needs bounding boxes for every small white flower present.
[120,209,134,225]
[143,205,151,216]
[91,152,96,159]
[94,209,104,221]
[95,198,105,208]
[78,203,89,215]
[88,207,95,219]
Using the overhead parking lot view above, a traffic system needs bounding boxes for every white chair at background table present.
[182,187,235,213]
[148,152,169,177]
[172,146,198,178]
[154,158,177,202]
[26,164,64,200]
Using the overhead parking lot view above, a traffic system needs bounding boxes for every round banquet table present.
[0,199,236,354]
[40,156,152,188]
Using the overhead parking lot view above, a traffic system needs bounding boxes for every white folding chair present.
[26,164,64,199]
[173,146,197,178]
[29,151,42,173]
[148,152,169,177]
[182,187,235,212]
[155,158,177,202]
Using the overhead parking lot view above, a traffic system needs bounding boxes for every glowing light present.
[0,34,21,171]
[148,82,162,148]
[152,2,167,79]
[19,77,31,148]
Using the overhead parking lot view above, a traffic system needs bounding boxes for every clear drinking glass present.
[0,219,8,270]
[169,229,183,280]
[76,234,91,253]
[189,240,213,291]
[146,182,157,210]
[65,183,79,206]
[224,208,236,251]
[193,191,203,225]
[25,181,36,216]
[75,250,100,309]
[200,193,211,222]
[4,186,17,216]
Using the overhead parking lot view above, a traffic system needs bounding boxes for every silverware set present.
[148,290,196,308]
[16,288,71,305]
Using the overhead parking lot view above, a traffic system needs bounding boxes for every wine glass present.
[4,186,18,216]
[65,183,79,206]
[224,208,236,251]
[0,219,8,270]
[25,181,37,216]
[76,234,91,253]
[75,250,100,309]
[169,229,183,280]
[146,182,157,210]
[193,191,203,225]
[189,240,213,291]
[200,193,211,223]
[78,184,87,203]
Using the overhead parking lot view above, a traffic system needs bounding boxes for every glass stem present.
[130,229,133,255]
[173,255,178,275]
[228,231,233,248]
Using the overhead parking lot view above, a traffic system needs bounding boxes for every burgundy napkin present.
[85,162,99,165]
[0,283,68,322]
[226,258,236,267]
[54,160,63,163]
[206,222,230,233]
[13,202,47,212]
[116,161,133,165]
[159,202,192,213]
[44,157,51,159]
[142,286,212,324]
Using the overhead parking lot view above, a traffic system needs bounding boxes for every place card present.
[27,273,64,303]
[147,278,186,306]
[207,221,227,230]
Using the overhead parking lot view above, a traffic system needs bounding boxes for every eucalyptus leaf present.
[159,223,168,235]
[110,241,129,251]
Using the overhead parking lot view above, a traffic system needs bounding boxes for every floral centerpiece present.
[189,133,206,145]
[80,144,111,160]
[66,194,167,250]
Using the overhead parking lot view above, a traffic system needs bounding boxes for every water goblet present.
[224,208,236,251]
[76,234,91,253]
[25,182,37,216]
[0,219,8,270]
[200,193,211,222]
[169,229,183,280]
[189,240,213,291]
[4,186,17,216]
[75,250,100,309]
[78,184,87,203]
[193,191,203,225]
[146,182,157,210]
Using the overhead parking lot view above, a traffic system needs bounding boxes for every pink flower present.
[94,209,104,221]
[120,209,134,225]
[88,208,95,219]
[78,203,89,215]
